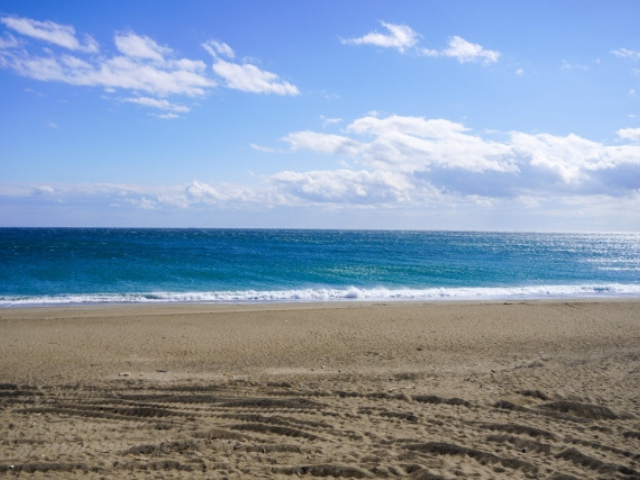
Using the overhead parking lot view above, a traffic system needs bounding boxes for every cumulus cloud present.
[281,114,640,197]
[285,115,516,174]
[341,21,419,53]
[617,127,640,142]
[269,169,424,205]
[1,16,98,52]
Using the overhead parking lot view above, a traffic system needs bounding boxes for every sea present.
[1,228,639,307]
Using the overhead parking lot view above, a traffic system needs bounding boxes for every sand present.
[1,300,639,479]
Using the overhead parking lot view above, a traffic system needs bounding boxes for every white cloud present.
[286,115,516,174]
[0,16,300,114]
[284,131,361,155]
[202,40,234,59]
[269,169,422,205]
[438,36,500,64]
[212,58,299,95]
[343,22,500,66]
[1,16,98,52]
[320,115,343,126]
[250,143,276,153]
[0,38,215,96]
[132,197,156,209]
[114,32,170,60]
[561,60,588,71]
[283,114,640,197]
[125,96,190,112]
[156,113,180,120]
[35,185,55,194]
[612,48,640,60]
[510,132,611,183]
[516,68,524,76]
[182,180,263,205]
[617,127,640,142]
[3,111,640,229]
[0,32,19,49]
[341,21,419,53]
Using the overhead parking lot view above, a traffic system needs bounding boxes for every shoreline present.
[1,295,639,314]
[2,289,640,309]
[2,299,640,478]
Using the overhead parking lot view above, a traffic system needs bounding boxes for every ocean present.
[1,228,639,306]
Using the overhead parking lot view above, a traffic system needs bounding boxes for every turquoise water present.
[1,228,639,306]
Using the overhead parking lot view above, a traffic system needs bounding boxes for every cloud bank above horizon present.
[3,113,640,226]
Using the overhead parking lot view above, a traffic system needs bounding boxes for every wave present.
[1,283,640,307]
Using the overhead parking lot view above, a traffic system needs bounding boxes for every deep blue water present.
[1,228,639,306]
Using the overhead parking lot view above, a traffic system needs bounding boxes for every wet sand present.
[1,300,639,479]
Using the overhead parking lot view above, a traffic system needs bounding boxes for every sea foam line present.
[1,284,640,307]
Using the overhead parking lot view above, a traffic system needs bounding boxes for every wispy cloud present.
[418,36,500,64]
[250,143,277,153]
[612,47,640,60]
[341,21,419,53]
[0,24,215,97]
[201,38,299,95]
[343,21,500,65]
[0,16,299,115]
[320,115,343,127]
[439,36,500,64]
[1,15,98,52]
[202,40,234,59]
[211,58,299,95]
[114,32,170,60]
[155,113,180,120]
[125,96,190,112]
[561,60,588,71]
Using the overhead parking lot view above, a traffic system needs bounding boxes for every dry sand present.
[1,300,639,479]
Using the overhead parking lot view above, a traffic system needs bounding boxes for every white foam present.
[1,283,640,307]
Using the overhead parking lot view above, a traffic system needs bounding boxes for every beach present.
[1,300,639,479]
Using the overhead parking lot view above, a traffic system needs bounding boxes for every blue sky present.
[1,1,640,230]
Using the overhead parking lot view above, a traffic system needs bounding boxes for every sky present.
[1,1,640,231]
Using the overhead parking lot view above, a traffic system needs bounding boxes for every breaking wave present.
[2,283,640,307]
